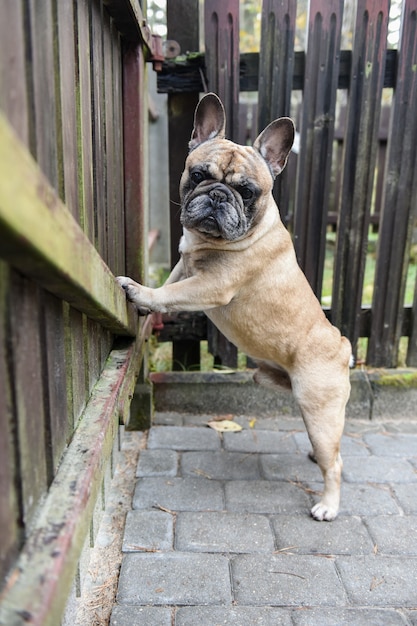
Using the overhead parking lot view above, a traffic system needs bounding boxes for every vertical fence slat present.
[28,0,59,189]
[41,293,69,478]
[104,13,116,275]
[204,0,240,367]
[91,0,107,259]
[56,0,79,218]
[258,0,297,220]
[368,0,417,367]
[331,0,390,353]
[112,24,125,277]
[0,0,28,145]
[75,0,95,239]
[205,0,240,141]
[258,0,296,128]
[9,274,48,526]
[0,263,20,582]
[167,0,201,370]
[293,0,343,298]
[122,44,147,282]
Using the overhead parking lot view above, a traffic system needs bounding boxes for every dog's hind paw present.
[311,501,338,522]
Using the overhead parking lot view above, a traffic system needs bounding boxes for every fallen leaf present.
[207,420,243,433]
[249,418,257,429]
[212,413,234,422]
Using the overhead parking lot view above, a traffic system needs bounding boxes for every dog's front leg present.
[116,275,235,314]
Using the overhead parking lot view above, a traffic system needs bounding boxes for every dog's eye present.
[237,186,254,201]
[191,171,205,185]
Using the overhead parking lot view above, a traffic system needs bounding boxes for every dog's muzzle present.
[181,182,247,240]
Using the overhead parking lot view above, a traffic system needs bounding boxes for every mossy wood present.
[0,113,137,337]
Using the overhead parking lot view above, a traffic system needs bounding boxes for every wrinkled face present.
[179,138,273,241]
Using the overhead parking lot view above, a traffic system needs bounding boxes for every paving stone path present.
[111,412,417,625]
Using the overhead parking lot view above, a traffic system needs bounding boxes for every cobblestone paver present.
[111,413,417,625]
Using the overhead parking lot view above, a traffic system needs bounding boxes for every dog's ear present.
[253,118,295,178]
[189,93,226,151]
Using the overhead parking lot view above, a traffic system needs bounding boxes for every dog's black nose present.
[209,188,228,203]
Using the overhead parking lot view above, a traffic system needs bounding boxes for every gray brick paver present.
[116,552,232,605]
[114,418,417,618]
[363,433,417,457]
[136,449,178,477]
[260,452,323,482]
[176,606,293,625]
[110,605,172,626]
[342,455,417,483]
[175,511,275,553]
[392,483,417,514]
[147,425,221,450]
[231,554,346,606]
[336,555,417,606]
[223,429,297,453]
[225,479,312,514]
[181,450,261,480]
[364,515,417,555]
[291,607,406,625]
[132,477,224,511]
[122,510,173,552]
[272,514,374,555]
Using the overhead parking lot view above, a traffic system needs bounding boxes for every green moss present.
[376,372,417,389]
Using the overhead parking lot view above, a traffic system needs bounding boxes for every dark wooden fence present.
[159,0,417,370]
[0,1,157,623]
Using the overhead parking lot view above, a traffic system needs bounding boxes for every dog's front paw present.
[116,276,152,315]
[311,501,338,522]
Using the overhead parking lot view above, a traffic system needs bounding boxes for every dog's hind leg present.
[293,375,350,521]
[253,361,292,390]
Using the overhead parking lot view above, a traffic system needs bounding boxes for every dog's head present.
[179,93,294,241]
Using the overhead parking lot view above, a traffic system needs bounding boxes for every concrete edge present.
[149,369,417,421]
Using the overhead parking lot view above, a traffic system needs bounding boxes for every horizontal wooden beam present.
[0,113,137,336]
[156,306,413,342]
[0,335,143,626]
[157,49,398,94]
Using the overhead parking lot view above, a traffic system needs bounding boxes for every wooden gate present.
[0,1,158,623]
[159,0,417,370]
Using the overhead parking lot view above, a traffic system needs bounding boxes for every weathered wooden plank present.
[0,0,29,145]
[104,14,117,275]
[409,277,417,366]
[0,335,144,626]
[258,0,296,218]
[28,0,59,190]
[112,23,126,277]
[41,292,69,480]
[0,263,20,582]
[0,112,137,336]
[204,0,240,141]
[258,0,296,129]
[91,0,107,260]
[166,0,201,370]
[368,0,417,367]
[8,272,48,527]
[56,0,79,218]
[293,0,343,298]
[75,0,95,239]
[122,43,148,282]
[157,49,398,94]
[204,0,239,368]
[331,0,390,354]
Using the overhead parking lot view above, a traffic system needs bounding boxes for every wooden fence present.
[159,0,417,370]
[0,1,157,623]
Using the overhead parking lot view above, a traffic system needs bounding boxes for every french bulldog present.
[117,93,351,521]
